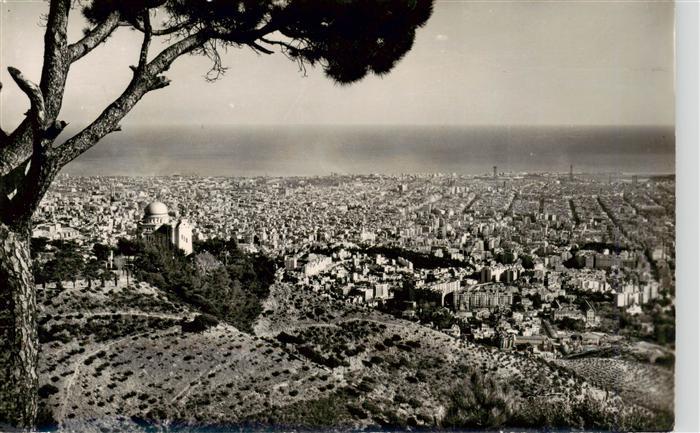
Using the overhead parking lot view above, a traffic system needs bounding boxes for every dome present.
[144,201,168,216]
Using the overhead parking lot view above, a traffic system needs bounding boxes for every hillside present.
[251,282,670,430]
[37,279,333,432]
[35,277,671,432]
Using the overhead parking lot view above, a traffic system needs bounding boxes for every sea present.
[63,125,675,177]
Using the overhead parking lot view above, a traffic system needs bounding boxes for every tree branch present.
[1,0,76,176]
[0,128,32,176]
[250,21,280,40]
[8,67,47,130]
[136,13,153,73]
[132,18,193,36]
[248,41,274,55]
[209,18,281,47]
[259,37,297,52]
[53,83,148,169]
[54,31,209,168]
[68,12,121,63]
[145,31,209,76]
[45,120,68,141]
[0,68,63,228]
[39,0,71,119]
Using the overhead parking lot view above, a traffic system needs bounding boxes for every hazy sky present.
[1,0,675,130]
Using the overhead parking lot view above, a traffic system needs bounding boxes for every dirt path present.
[49,311,188,321]
[171,364,223,405]
[57,326,180,426]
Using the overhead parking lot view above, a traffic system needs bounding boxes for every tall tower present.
[173,219,193,255]
[569,164,573,181]
[493,166,497,179]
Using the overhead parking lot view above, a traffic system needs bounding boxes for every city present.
[32,171,675,354]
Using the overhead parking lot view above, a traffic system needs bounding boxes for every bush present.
[408,398,422,409]
[393,394,407,404]
[347,405,368,420]
[369,356,384,365]
[443,372,518,429]
[357,380,374,393]
[181,314,219,333]
[38,384,59,399]
[276,332,304,345]
[655,353,675,367]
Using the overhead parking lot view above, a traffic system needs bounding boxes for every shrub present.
[393,393,407,404]
[181,314,219,333]
[407,397,422,408]
[362,400,382,415]
[38,384,59,399]
[369,356,384,365]
[443,372,518,429]
[347,405,368,420]
[357,380,374,393]
[406,340,421,348]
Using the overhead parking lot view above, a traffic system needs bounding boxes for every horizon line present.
[57,171,676,178]
[110,123,676,129]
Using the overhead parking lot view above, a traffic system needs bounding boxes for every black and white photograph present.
[0,0,692,431]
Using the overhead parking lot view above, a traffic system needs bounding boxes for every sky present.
[0,0,675,131]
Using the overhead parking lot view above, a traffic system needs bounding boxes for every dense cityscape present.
[32,171,676,359]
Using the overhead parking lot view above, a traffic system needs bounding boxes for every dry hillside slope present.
[36,278,669,431]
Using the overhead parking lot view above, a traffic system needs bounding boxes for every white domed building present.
[138,201,193,255]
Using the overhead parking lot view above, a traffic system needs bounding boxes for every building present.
[502,267,519,284]
[32,222,80,241]
[138,201,193,255]
[360,230,376,243]
[284,256,298,271]
[454,285,513,311]
[426,280,461,306]
[303,254,332,277]
[552,303,584,322]
[583,300,598,326]
[479,266,492,283]
[374,283,391,300]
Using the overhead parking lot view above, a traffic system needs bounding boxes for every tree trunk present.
[0,223,38,429]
